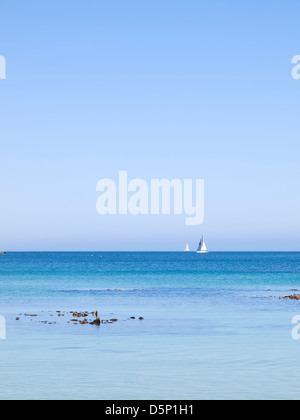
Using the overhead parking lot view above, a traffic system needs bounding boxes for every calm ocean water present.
[1,252,300,400]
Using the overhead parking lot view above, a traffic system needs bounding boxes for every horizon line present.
[1,250,300,253]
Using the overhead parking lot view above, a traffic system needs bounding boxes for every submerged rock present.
[72,312,88,318]
[16,310,146,329]
[280,294,300,300]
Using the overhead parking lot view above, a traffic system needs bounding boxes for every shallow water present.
[1,252,300,400]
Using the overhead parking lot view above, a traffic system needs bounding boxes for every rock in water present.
[90,317,101,326]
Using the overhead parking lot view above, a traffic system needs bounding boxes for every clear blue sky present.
[0,0,299,251]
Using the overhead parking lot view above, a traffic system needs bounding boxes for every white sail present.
[197,236,208,253]
[200,240,207,252]
[185,243,189,252]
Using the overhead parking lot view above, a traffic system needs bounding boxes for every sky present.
[0,0,299,251]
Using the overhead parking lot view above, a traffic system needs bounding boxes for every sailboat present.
[185,243,189,252]
[197,236,208,254]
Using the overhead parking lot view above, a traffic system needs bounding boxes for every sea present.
[0,252,300,400]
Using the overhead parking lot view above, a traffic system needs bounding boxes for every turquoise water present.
[1,252,300,400]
